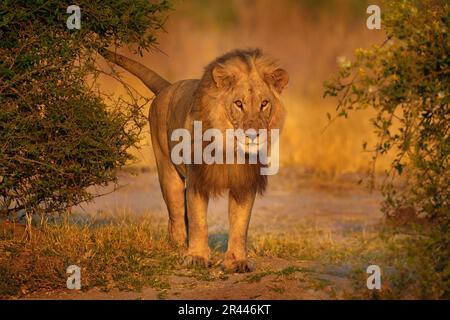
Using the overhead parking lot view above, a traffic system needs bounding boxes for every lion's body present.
[103,49,288,272]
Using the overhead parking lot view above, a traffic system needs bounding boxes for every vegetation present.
[0,0,170,223]
[0,215,176,297]
[324,0,449,298]
[1,213,446,299]
[325,0,449,223]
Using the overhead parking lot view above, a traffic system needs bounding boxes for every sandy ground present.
[25,167,383,300]
[74,167,382,234]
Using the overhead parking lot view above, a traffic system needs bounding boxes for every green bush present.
[0,1,170,217]
[324,0,449,298]
[325,0,449,224]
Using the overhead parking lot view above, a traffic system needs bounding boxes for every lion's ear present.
[265,68,289,93]
[212,65,235,89]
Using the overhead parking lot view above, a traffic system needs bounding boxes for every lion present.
[101,48,289,272]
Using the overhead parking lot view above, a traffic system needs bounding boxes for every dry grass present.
[248,220,448,299]
[0,215,177,298]
[1,213,446,299]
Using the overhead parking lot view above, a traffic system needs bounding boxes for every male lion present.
[102,49,288,272]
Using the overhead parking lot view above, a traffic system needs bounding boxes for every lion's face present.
[224,75,281,154]
[207,55,289,155]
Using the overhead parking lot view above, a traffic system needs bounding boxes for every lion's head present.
[194,49,289,155]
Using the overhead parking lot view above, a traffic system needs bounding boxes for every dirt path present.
[27,257,354,300]
[75,168,383,234]
[25,167,383,300]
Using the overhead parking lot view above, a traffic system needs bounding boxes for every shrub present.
[0,1,170,219]
[324,0,449,224]
[324,0,449,298]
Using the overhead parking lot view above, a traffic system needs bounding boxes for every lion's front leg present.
[184,188,210,268]
[224,189,256,273]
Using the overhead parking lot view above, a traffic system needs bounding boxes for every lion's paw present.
[183,254,210,268]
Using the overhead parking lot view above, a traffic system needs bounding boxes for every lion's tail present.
[100,49,171,95]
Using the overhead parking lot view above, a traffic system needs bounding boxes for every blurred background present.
[98,0,390,178]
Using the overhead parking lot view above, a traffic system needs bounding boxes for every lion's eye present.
[260,100,269,110]
[234,100,244,110]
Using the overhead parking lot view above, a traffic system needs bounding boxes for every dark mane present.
[189,162,267,202]
[203,48,263,74]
